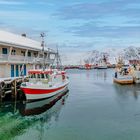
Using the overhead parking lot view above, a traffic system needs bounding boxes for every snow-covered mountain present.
[61,47,140,65]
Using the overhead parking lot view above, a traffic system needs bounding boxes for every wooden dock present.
[0,77,28,101]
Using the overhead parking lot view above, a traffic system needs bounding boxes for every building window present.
[28,51,31,57]
[11,49,16,55]
[34,52,37,57]
[21,51,25,56]
[2,48,8,54]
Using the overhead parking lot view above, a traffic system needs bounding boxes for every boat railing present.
[29,77,50,85]
[29,78,38,84]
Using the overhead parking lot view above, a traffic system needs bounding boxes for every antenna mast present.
[56,48,59,69]
[41,32,46,71]
[56,47,62,69]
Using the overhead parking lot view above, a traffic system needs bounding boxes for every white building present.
[0,30,56,78]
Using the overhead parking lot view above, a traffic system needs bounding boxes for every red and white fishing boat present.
[20,69,69,101]
[21,33,69,101]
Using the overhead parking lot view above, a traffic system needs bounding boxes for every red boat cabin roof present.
[28,70,53,74]
[28,70,66,75]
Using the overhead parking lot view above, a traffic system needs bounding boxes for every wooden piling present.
[14,80,17,99]
[14,80,17,113]
[0,77,27,101]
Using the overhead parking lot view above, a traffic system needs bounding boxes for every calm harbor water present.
[1,69,140,140]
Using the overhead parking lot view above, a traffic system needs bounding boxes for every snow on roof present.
[0,30,42,51]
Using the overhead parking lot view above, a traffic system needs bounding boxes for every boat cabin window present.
[41,73,45,79]
[29,73,36,78]
[37,74,41,79]
[45,74,49,79]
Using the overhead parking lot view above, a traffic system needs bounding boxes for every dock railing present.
[0,54,54,64]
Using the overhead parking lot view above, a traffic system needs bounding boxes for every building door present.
[2,48,8,54]
[11,65,14,77]
[24,65,26,76]
[16,65,19,77]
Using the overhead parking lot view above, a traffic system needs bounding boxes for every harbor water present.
[1,69,140,140]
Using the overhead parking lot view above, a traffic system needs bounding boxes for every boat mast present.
[56,48,59,69]
[56,48,62,69]
[41,33,45,71]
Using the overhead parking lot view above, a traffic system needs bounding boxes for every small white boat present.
[97,55,108,69]
[113,74,134,84]
[97,65,107,69]
[113,67,133,84]
[20,69,69,101]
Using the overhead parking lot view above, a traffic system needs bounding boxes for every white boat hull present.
[113,75,133,84]
[21,81,69,101]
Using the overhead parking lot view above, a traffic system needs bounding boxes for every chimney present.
[21,33,26,37]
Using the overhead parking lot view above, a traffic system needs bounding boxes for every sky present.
[0,0,140,52]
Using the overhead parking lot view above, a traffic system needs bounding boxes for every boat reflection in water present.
[113,84,140,100]
[19,90,69,116]
[0,90,69,140]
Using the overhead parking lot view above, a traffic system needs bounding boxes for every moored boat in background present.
[113,67,134,84]
[97,55,108,69]
[113,74,134,84]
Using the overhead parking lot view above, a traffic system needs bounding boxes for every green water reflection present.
[0,92,68,140]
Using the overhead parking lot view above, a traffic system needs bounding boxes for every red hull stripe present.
[21,85,66,95]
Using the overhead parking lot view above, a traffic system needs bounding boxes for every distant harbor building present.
[129,60,140,65]
[0,30,56,78]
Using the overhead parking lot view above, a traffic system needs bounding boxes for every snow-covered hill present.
[61,47,140,65]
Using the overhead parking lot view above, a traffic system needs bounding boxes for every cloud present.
[65,22,140,38]
[0,10,49,20]
[0,0,25,5]
[0,0,140,52]
[54,1,124,20]
[54,41,96,52]
[120,8,140,18]
[54,0,140,20]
